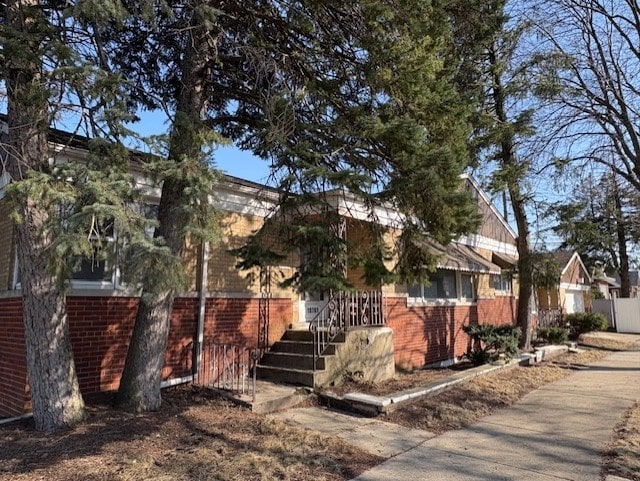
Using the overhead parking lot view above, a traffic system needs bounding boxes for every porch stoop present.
[257,326,395,388]
[256,329,344,387]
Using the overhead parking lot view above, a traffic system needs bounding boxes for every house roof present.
[594,276,620,288]
[552,250,575,270]
[422,239,502,275]
[614,271,640,286]
[552,250,592,284]
[492,251,518,268]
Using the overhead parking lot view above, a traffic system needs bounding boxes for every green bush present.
[536,326,569,345]
[565,312,609,336]
[463,324,522,366]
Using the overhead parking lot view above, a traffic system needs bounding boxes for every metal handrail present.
[308,290,385,371]
[194,342,259,401]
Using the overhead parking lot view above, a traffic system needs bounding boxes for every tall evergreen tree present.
[102,0,483,411]
[2,0,86,431]
[464,0,555,349]
[1,0,151,430]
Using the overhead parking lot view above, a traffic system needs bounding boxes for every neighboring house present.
[537,251,592,326]
[592,274,620,300]
[611,270,640,298]
[0,124,519,417]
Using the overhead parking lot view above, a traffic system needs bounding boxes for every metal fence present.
[194,343,258,400]
[537,308,563,328]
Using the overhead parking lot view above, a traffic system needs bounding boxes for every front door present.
[300,291,328,324]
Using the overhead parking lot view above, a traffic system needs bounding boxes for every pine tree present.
[551,172,640,297]
[99,0,484,412]
[1,0,151,430]
[463,0,551,349]
[2,0,87,431]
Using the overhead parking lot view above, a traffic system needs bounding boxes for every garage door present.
[564,290,585,314]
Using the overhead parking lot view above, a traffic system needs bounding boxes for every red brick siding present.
[0,295,293,417]
[203,298,292,347]
[385,297,478,369]
[477,297,518,326]
[385,295,517,370]
[67,297,139,393]
[0,297,29,417]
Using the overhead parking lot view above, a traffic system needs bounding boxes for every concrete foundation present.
[317,327,395,387]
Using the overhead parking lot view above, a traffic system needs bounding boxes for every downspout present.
[161,241,208,388]
[194,240,209,376]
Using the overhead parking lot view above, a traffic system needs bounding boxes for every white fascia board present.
[457,233,519,258]
[560,282,591,292]
[132,171,162,201]
[213,183,278,217]
[324,189,405,228]
[461,173,518,240]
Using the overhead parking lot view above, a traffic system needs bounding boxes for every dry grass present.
[2,335,637,481]
[327,364,469,397]
[0,388,381,481]
[384,349,611,434]
[604,401,640,481]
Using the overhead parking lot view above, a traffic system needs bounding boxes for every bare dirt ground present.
[0,389,381,481]
[1,334,637,481]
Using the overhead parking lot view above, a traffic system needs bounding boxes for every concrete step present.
[256,365,317,387]
[270,341,337,356]
[283,329,315,342]
[261,352,325,371]
[282,329,346,343]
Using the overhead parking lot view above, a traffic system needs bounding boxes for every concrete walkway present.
[275,347,640,481]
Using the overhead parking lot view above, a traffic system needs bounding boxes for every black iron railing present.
[308,290,384,371]
[194,343,259,401]
[537,308,563,328]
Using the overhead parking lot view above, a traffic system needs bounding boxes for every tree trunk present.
[5,0,85,431]
[116,14,209,412]
[613,176,631,297]
[489,44,533,350]
[511,190,534,350]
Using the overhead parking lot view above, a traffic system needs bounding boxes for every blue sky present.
[133,109,272,184]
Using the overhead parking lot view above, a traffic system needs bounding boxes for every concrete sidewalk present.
[275,348,640,480]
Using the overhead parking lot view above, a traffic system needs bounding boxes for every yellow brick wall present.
[206,212,299,299]
[0,199,15,291]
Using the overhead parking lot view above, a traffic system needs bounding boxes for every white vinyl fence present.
[591,298,640,333]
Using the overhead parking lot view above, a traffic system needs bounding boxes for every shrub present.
[463,324,522,366]
[565,312,609,336]
[536,326,569,345]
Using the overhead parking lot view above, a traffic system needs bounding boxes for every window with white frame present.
[408,269,476,301]
[491,271,512,293]
[13,202,159,289]
[71,218,115,283]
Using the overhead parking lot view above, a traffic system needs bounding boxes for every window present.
[71,218,115,283]
[461,274,474,299]
[408,269,475,301]
[491,271,512,293]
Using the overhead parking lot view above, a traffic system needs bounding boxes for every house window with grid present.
[491,271,512,293]
[408,269,475,301]
[71,218,116,283]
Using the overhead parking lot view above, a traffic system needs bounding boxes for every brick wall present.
[0,294,293,417]
[477,296,518,326]
[0,296,28,417]
[385,297,478,370]
[385,295,517,370]
[203,297,292,347]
